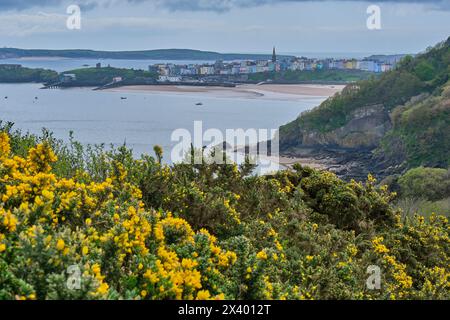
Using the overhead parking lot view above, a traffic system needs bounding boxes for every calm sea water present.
[0,83,326,165]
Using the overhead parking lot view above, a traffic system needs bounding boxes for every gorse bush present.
[398,167,450,201]
[0,127,449,300]
[0,132,236,300]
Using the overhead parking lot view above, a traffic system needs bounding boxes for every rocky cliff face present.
[301,104,391,149]
[280,103,392,152]
[279,89,449,181]
[278,38,450,181]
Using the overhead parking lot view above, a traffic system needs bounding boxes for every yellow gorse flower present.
[0,133,231,300]
[256,250,268,260]
[56,239,65,251]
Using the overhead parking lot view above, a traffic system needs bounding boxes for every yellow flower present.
[256,250,268,260]
[92,263,101,275]
[41,189,54,201]
[0,132,11,157]
[196,290,211,300]
[372,237,389,254]
[96,282,109,295]
[0,243,6,252]
[82,246,89,256]
[181,258,198,269]
[143,269,159,283]
[347,244,358,256]
[56,239,65,251]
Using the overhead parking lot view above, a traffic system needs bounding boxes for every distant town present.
[149,47,405,83]
[0,47,408,88]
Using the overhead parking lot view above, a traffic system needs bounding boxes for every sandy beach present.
[106,84,345,101]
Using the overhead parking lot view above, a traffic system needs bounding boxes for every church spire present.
[272,46,277,63]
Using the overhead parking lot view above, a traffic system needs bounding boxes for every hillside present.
[0,65,58,83]
[57,66,158,87]
[0,48,293,61]
[279,37,450,178]
[249,69,376,84]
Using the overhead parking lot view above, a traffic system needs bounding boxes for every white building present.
[158,76,181,82]
[199,66,215,75]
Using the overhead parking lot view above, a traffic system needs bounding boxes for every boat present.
[195,102,203,106]
[121,97,127,100]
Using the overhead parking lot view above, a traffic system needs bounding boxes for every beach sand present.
[107,83,345,169]
[106,84,345,101]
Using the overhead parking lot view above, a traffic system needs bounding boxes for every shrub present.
[0,129,449,300]
[398,167,450,201]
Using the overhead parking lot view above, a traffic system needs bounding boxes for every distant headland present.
[0,48,294,61]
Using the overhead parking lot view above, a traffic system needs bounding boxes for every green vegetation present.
[280,37,450,170]
[0,65,158,86]
[385,167,450,217]
[62,66,158,86]
[249,69,376,84]
[0,123,448,300]
[398,167,450,201]
[0,66,58,83]
[380,81,450,168]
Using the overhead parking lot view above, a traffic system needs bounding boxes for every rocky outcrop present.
[278,37,450,181]
[281,104,391,151]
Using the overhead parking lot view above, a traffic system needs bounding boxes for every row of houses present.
[150,56,396,82]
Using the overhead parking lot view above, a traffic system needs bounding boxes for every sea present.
[0,58,329,170]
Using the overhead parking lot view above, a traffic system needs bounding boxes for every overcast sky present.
[0,0,449,54]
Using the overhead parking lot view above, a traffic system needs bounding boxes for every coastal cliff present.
[279,37,450,180]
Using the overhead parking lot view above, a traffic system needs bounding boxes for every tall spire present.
[272,46,277,63]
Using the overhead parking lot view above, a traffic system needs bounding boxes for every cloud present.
[0,12,226,37]
[0,0,449,12]
[151,0,450,12]
[0,0,106,12]
[0,12,66,36]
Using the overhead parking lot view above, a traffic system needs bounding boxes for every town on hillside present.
[150,47,403,83]
[0,48,406,88]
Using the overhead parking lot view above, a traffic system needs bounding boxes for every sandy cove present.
[105,84,345,101]
[107,83,346,171]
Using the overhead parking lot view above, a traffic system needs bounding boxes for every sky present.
[0,0,449,55]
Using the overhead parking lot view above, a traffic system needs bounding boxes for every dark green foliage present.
[398,167,450,201]
[248,69,375,84]
[0,66,58,83]
[380,82,450,168]
[63,66,157,86]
